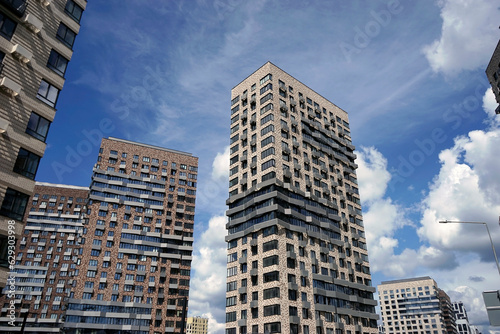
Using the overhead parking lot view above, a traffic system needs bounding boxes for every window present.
[263,255,278,267]
[0,12,16,40]
[263,271,279,283]
[13,148,40,179]
[263,322,281,333]
[37,80,60,107]
[56,23,76,48]
[0,188,29,220]
[47,50,69,76]
[26,112,50,142]
[263,287,280,299]
[263,240,278,252]
[263,304,280,317]
[65,0,83,23]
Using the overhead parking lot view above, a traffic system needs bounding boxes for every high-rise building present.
[0,0,86,287]
[453,301,473,334]
[438,289,458,334]
[378,276,458,334]
[485,39,500,114]
[225,62,378,334]
[0,182,88,331]
[186,316,208,334]
[61,137,198,334]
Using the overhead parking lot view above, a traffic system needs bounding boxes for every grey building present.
[0,0,86,288]
[453,301,473,334]
[485,39,500,114]
[225,62,378,334]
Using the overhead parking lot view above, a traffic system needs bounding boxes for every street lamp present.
[438,220,500,276]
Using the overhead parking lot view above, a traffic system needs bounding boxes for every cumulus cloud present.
[212,146,230,181]
[483,87,500,128]
[189,216,227,334]
[417,128,500,258]
[422,0,500,77]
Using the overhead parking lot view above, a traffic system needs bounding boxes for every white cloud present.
[188,215,227,334]
[356,146,412,274]
[356,147,391,204]
[422,0,500,76]
[483,87,500,128]
[417,128,500,255]
[212,146,230,181]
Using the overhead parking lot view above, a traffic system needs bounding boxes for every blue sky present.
[36,0,500,332]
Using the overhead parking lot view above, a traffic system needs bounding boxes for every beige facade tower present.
[186,316,208,334]
[0,0,86,288]
[225,62,378,334]
[378,276,457,334]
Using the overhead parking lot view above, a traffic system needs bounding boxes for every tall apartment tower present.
[225,62,378,334]
[0,182,88,331]
[378,277,458,334]
[58,137,198,334]
[0,0,86,287]
[438,289,458,334]
[485,39,500,114]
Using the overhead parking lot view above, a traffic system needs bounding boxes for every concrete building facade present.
[0,0,86,288]
[452,302,473,334]
[378,276,457,334]
[485,39,500,114]
[0,182,88,331]
[225,62,378,334]
[62,137,198,334]
[186,316,208,334]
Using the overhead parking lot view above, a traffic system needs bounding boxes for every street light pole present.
[439,220,500,276]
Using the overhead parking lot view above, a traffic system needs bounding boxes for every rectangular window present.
[263,304,280,317]
[26,112,50,142]
[37,80,60,107]
[261,124,274,136]
[56,23,76,48]
[13,148,40,179]
[0,188,29,220]
[261,135,274,148]
[47,49,69,76]
[263,271,279,283]
[261,159,275,171]
[260,74,272,85]
[263,255,278,267]
[65,0,83,23]
[0,12,16,40]
[263,322,281,333]
[263,240,278,252]
[263,287,280,300]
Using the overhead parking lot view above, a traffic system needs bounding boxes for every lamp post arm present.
[483,223,500,277]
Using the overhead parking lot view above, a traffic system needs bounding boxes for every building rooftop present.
[380,276,433,285]
[107,137,195,157]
